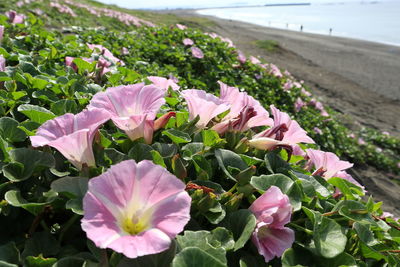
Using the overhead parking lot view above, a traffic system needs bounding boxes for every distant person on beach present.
[329,28,332,35]
[300,25,303,31]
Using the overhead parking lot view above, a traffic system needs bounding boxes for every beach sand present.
[165,9,400,215]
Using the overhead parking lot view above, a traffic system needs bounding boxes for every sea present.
[196,1,400,46]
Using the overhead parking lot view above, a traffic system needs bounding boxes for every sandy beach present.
[165,9,400,215]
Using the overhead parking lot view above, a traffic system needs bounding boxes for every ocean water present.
[197,1,400,46]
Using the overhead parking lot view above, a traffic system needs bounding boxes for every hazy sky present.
[96,0,376,10]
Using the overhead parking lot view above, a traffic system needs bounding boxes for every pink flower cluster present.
[50,1,77,17]
[30,82,172,170]
[181,81,272,132]
[62,0,155,27]
[205,32,235,48]
[65,43,124,77]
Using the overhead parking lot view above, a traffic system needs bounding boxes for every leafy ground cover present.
[1,0,400,266]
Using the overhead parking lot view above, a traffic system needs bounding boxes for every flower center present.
[121,216,149,235]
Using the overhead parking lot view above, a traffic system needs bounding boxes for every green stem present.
[288,223,313,235]
[59,214,80,243]
[227,183,237,194]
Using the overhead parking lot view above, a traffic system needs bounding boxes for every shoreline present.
[164,9,400,215]
[196,9,400,48]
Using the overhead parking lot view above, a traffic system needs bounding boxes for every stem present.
[288,223,313,235]
[100,249,109,267]
[227,183,237,194]
[59,214,80,243]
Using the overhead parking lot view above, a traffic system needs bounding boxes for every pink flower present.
[249,105,314,151]
[292,144,306,157]
[181,89,230,129]
[382,131,390,136]
[250,186,294,262]
[121,47,129,55]
[313,127,323,135]
[294,97,305,112]
[237,50,246,64]
[212,81,273,134]
[0,26,4,43]
[305,149,353,179]
[87,44,125,66]
[30,108,110,170]
[191,47,204,59]
[358,138,366,145]
[88,83,165,144]
[183,38,194,46]
[81,160,191,259]
[283,81,293,91]
[250,56,261,65]
[0,55,5,72]
[269,64,283,78]
[176,24,187,30]
[348,133,355,139]
[5,10,25,24]
[301,88,312,97]
[147,76,180,91]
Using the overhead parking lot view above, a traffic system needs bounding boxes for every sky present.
[96,0,377,10]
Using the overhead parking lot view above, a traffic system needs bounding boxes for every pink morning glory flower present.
[212,81,273,134]
[191,47,204,59]
[0,55,5,72]
[87,44,125,66]
[65,56,93,72]
[305,149,353,179]
[313,127,323,135]
[88,83,165,144]
[181,89,230,129]
[250,56,261,65]
[237,50,246,64]
[5,10,25,24]
[294,97,305,112]
[121,47,129,55]
[30,108,110,170]
[147,76,180,91]
[250,186,295,262]
[283,81,293,91]
[183,38,194,46]
[248,105,314,151]
[176,24,187,30]
[81,160,191,259]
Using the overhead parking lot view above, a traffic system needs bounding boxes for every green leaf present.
[128,143,154,161]
[118,240,176,267]
[22,232,60,258]
[202,130,225,147]
[313,216,347,258]
[250,174,302,211]
[152,143,177,158]
[215,149,247,181]
[162,129,191,144]
[32,78,49,90]
[25,255,57,267]
[5,190,51,215]
[51,176,88,215]
[264,151,290,173]
[50,100,78,115]
[335,200,374,223]
[292,171,330,198]
[176,231,227,266]
[0,117,26,143]
[208,227,235,251]
[281,248,312,267]
[0,242,20,265]
[17,104,55,124]
[73,58,95,75]
[172,247,225,267]
[3,148,55,182]
[151,150,167,168]
[222,209,256,251]
[328,177,364,199]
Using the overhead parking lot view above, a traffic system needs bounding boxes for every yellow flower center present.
[121,216,149,235]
